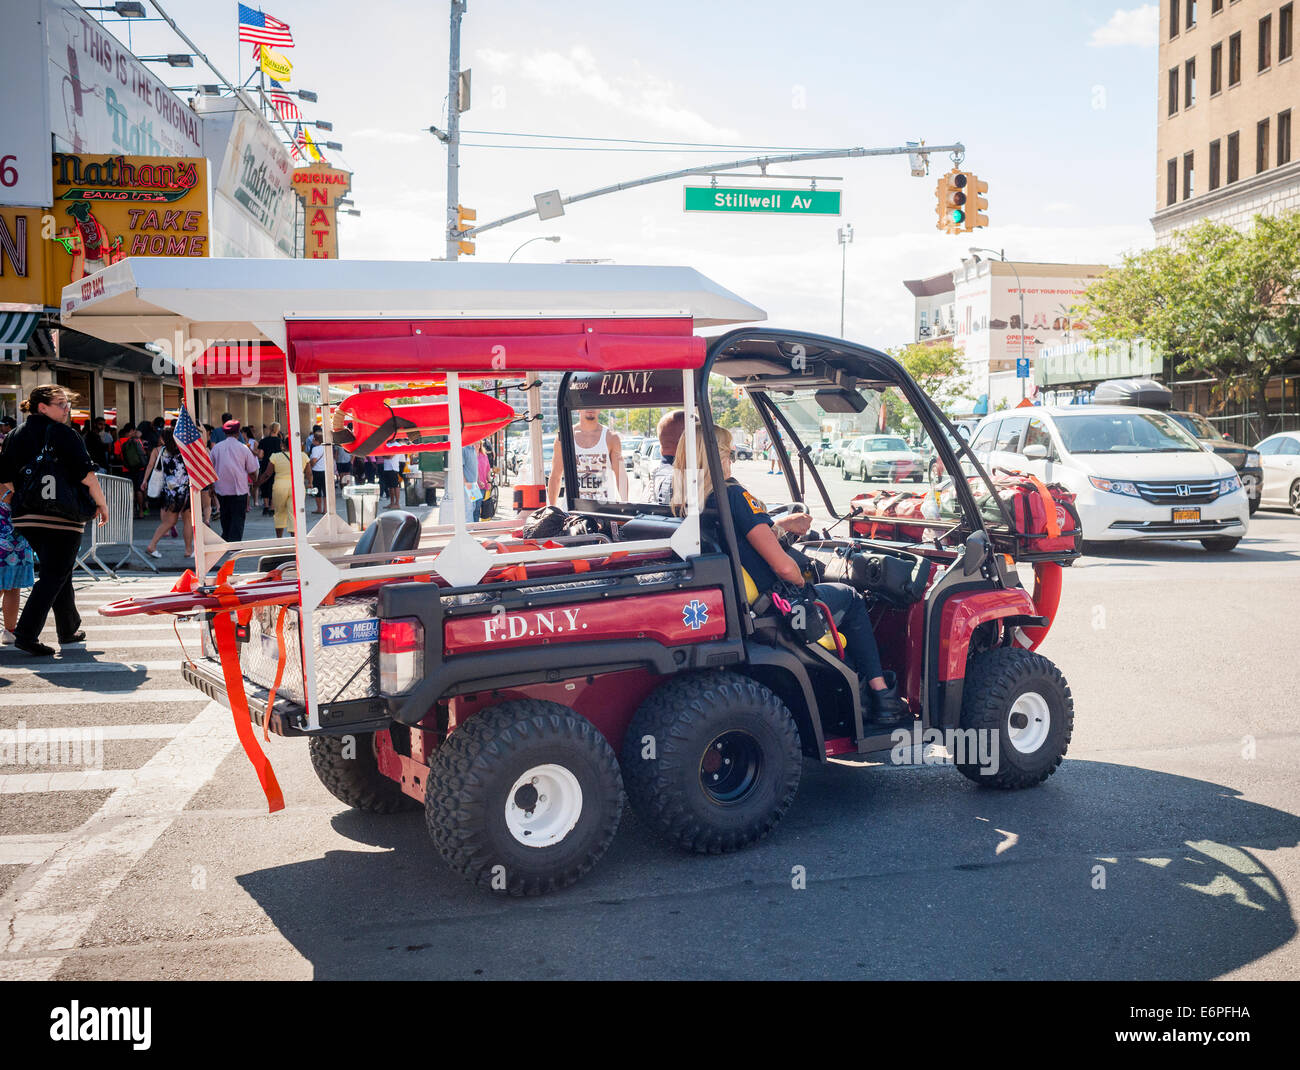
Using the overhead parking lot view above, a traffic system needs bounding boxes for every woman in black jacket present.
[0,386,109,657]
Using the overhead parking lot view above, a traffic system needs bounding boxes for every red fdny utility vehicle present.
[68,258,1079,895]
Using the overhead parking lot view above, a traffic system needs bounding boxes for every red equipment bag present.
[991,471,1081,555]
[850,490,928,542]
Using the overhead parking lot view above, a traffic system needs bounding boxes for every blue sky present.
[104,1,1162,343]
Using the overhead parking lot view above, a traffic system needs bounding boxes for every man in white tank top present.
[548,409,626,503]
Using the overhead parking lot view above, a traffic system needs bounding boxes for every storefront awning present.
[0,310,41,363]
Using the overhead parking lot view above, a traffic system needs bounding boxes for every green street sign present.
[683,186,841,216]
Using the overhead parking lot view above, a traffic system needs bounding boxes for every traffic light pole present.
[456,143,964,244]
[444,1,467,261]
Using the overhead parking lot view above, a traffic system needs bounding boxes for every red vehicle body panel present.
[285,317,704,375]
[442,589,727,654]
[937,588,1038,681]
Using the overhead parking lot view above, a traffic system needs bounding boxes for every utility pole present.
[837,223,853,338]
[444,1,467,261]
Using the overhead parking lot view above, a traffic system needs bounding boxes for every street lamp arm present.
[461,142,965,240]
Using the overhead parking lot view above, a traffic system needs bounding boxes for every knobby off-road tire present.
[425,700,624,896]
[956,648,1074,789]
[309,731,419,814]
[621,672,801,854]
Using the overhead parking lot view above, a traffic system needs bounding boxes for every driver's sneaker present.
[862,670,909,728]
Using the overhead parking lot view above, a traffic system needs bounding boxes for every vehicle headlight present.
[1246,452,1261,467]
[1219,474,1242,494]
[1088,476,1141,497]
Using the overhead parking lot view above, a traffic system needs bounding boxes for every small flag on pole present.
[238,4,294,48]
[298,125,323,161]
[258,44,293,83]
[175,405,218,490]
[269,79,300,121]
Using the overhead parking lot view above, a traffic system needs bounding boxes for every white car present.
[840,434,923,482]
[1255,431,1300,514]
[965,406,1249,551]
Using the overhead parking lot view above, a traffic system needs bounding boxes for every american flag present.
[175,405,217,490]
[269,79,300,121]
[238,4,294,49]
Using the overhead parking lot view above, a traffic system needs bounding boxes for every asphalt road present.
[1,462,1297,980]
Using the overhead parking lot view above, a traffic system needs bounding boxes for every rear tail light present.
[379,617,423,695]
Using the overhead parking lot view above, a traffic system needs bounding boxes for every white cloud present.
[353,128,424,145]
[480,45,740,142]
[1089,5,1159,47]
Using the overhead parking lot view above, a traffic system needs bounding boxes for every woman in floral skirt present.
[141,429,194,559]
[0,482,35,645]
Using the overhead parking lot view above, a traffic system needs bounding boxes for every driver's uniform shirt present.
[574,424,616,501]
[707,478,777,592]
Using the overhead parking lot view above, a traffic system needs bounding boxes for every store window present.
[0,364,19,425]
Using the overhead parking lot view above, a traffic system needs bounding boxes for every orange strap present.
[211,610,285,813]
[261,606,289,743]
[1021,473,1062,538]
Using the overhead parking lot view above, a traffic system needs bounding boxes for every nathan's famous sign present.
[49,152,209,286]
[291,164,350,259]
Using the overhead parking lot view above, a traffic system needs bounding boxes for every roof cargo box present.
[1094,378,1172,410]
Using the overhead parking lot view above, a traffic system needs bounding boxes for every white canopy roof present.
[59,257,766,348]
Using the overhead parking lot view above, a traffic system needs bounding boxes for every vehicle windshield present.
[864,436,910,452]
[1053,412,1203,454]
[1170,412,1218,440]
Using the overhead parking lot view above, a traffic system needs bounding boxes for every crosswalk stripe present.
[1,638,201,651]
[38,624,200,635]
[0,661,181,676]
[0,840,59,866]
[0,724,186,741]
[0,700,237,972]
[0,690,207,707]
[0,770,137,793]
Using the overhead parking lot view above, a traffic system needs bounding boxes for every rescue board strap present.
[261,606,290,744]
[212,610,285,813]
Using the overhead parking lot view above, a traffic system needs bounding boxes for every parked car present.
[964,406,1249,551]
[635,440,662,482]
[621,436,644,468]
[840,434,923,482]
[1254,430,1300,515]
[1165,412,1264,514]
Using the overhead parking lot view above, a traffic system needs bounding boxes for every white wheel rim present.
[1007,692,1050,754]
[504,764,583,848]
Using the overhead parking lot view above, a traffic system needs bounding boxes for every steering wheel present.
[768,501,812,545]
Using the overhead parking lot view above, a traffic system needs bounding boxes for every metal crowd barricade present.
[76,473,156,579]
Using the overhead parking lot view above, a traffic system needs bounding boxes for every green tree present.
[882,341,972,434]
[1079,212,1300,436]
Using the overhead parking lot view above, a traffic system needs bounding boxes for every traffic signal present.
[455,204,477,255]
[934,173,951,232]
[964,174,988,230]
[935,170,968,234]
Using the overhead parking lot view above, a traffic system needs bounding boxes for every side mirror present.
[963,530,990,576]
[1023,443,1048,460]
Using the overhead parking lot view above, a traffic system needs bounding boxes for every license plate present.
[1172,507,1201,524]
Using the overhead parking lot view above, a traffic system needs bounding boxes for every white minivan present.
[965,406,1250,551]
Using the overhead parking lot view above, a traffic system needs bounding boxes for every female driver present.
[671,425,907,727]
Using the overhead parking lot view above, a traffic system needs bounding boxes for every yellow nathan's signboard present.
[291,163,350,259]
[0,206,48,308]
[47,151,209,288]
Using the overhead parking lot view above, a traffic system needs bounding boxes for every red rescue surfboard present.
[336,385,514,457]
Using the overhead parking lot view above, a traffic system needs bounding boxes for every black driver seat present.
[257,510,421,572]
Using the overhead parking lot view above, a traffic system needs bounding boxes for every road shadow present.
[237,759,1300,980]
[0,653,147,690]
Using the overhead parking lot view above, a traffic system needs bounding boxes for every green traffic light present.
[952,209,965,223]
